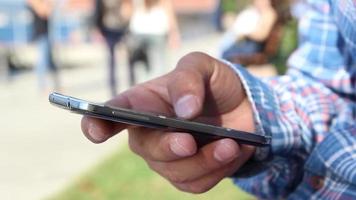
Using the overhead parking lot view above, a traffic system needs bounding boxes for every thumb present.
[167,53,210,119]
[168,52,245,119]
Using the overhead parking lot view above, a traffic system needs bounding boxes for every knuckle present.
[174,184,191,193]
[195,151,217,173]
[128,142,140,155]
[130,130,173,162]
[164,166,189,184]
[168,174,188,184]
[196,155,212,172]
[146,160,160,173]
[176,52,209,67]
[155,163,192,184]
[175,182,211,194]
[173,69,188,80]
[182,52,209,61]
[128,134,142,156]
[189,184,211,194]
[155,133,171,157]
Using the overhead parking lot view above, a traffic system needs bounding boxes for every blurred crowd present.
[0,0,303,96]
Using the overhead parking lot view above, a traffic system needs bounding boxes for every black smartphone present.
[49,93,270,147]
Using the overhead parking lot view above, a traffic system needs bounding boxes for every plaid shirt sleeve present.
[228,65,354,199]
[224,0,356,199]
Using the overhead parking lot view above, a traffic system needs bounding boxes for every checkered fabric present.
[229,0,356,199]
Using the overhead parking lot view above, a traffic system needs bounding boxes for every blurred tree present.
[222,0,249,13]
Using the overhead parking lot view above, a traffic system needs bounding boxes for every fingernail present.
[214,140,239,163]
[88,122,107,142]
[174,95,199,119]
[170,135,195,157]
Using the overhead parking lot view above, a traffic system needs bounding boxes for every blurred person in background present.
[212,0,224,32]
[28,0,60,94]
[128,0,180,86]
[218,0,277,61]
[94,0,133,96]
[82,0,355,199]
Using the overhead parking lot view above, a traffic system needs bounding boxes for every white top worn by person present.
[130,2,169,35]
[218,0,277,57]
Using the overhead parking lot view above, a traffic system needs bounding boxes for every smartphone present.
[49,92,270,147]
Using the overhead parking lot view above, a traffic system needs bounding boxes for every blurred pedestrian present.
[94,0,133,96]
[212,0,224,32]
[128,0,180,86]
[28,0,60,94]
[218,0,277,61]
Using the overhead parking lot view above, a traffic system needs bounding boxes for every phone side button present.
[111,111,150,121]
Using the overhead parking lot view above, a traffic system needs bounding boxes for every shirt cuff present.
[225,62,280,160]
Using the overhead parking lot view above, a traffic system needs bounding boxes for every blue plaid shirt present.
[230,0,356,199]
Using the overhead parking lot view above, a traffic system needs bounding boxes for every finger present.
[106,84,173,115]
[80,93,132,143]
[168,52,246,119]
[173,160,239,194]
[81,116,123,143]
[81,84,173,143]
[168,55,206,119]
[129,131,197,162]
[147,139,241,184]
[172,145,255,194]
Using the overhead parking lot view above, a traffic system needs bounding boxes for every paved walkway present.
[0,47,125,200]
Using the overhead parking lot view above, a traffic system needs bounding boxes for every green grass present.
[48,145,255,200]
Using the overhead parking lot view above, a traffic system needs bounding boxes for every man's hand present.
[81,52,256,193]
